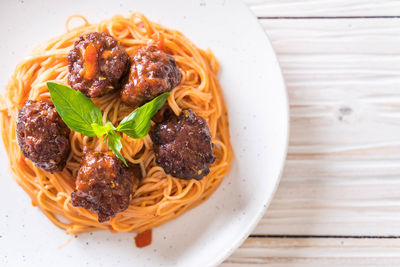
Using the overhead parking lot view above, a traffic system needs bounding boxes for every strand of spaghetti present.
[66,15,89,32]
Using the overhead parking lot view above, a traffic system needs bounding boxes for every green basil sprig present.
[116,92,169,139]
[47,82,169,166]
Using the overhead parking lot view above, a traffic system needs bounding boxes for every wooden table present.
[223,1,400,265]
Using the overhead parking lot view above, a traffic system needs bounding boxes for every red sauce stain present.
[134,229,152,248]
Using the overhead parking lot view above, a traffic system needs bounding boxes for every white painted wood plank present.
[250,18,400,236]
[223,238,400,266]
[244,0,400,17]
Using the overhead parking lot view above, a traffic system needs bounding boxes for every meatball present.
[150,109,216,180]
[121,45,181,106]
[68,32,130,98]
[16,100,71,173]
[71,151,141,222]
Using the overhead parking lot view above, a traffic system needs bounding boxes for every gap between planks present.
[249,235,400,239]
[258,16,400,19]
[244,0,400,17]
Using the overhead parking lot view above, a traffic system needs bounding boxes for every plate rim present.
[211,1,289,265]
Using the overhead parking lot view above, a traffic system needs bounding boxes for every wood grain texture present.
[244,0,400,17]
[223,237,400,266]
[253,18,400,236]
[224,1,400,265]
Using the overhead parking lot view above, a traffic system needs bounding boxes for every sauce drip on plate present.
[135,229,152,248]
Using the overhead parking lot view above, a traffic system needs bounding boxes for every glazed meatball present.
[150,109,216,180]
[68,32,130,98]
[121,45,181,106]
[71,151,141,222]
[16,100,71,173]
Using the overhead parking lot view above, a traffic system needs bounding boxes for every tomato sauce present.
[134,229,152,248]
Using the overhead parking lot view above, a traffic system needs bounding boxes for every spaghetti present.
[0,13,233,234]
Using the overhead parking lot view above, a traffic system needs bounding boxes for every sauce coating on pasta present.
[0,13,233,235]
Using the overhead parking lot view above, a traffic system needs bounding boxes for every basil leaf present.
[107,131,127,166]
[47,82,104,137]
[91,123,109,137]
[116,92,170,139]
[91,121,115,137]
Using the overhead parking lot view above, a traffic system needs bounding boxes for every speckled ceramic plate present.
[0,0,288,266]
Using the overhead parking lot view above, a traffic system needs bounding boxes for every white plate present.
[0,0,288,266]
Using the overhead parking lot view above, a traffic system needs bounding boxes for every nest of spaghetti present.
[0,13,233,234]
